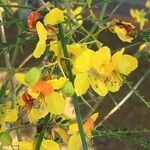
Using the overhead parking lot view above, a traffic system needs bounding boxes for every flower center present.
[102,62,117,76]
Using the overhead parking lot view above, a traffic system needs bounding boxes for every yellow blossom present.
[74,49,107,96]
[145,0,150,8]
[92,47,138,93]
[107,19,135,43]
[130,9,148,30]
[44,8,64,26]
[33,21,48,58]
[15,73,66,122]
[74,46,138,96]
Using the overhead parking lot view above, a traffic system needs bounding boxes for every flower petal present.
[75,50,94,72]
[68,123,78,135]
[53,128,68,144]
[90,76,108,96]
[41,140,60,150]
[68,134,81,150]
[45,92,65,115]
[92,46,111,71]
[28,108,47,123]
[111,48,124,66]
[114,26,133,43]
[117,55,138,75]
[107,74,123,92]
[44,8,64,26]
[15,73,27,85]
[50,40,63,58]
[90,112,99,122]
[67,43,87,56]
[13,142,33,150]
[48,77,67,90]
[31,80,53,96]
[74,73,90,96]
[4,108,18,122]
[36,21,47,41]
[33,41,46,58]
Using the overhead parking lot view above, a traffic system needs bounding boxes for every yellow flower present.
[74,49,107,96]
[92,47,138,93]
[145,0,150,8]
[15,73,66,122]
[74,46,138,96]
[33,21,48,58]
[44,8,64,26]
[130,9,148,30]
[107,19,135,43]
[68,113,99,150]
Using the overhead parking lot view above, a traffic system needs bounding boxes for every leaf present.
[0,132,12,146]
[25,67,41,86]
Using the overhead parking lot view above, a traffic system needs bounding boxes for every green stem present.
[35,113,50,150]
[53,0,88,149]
